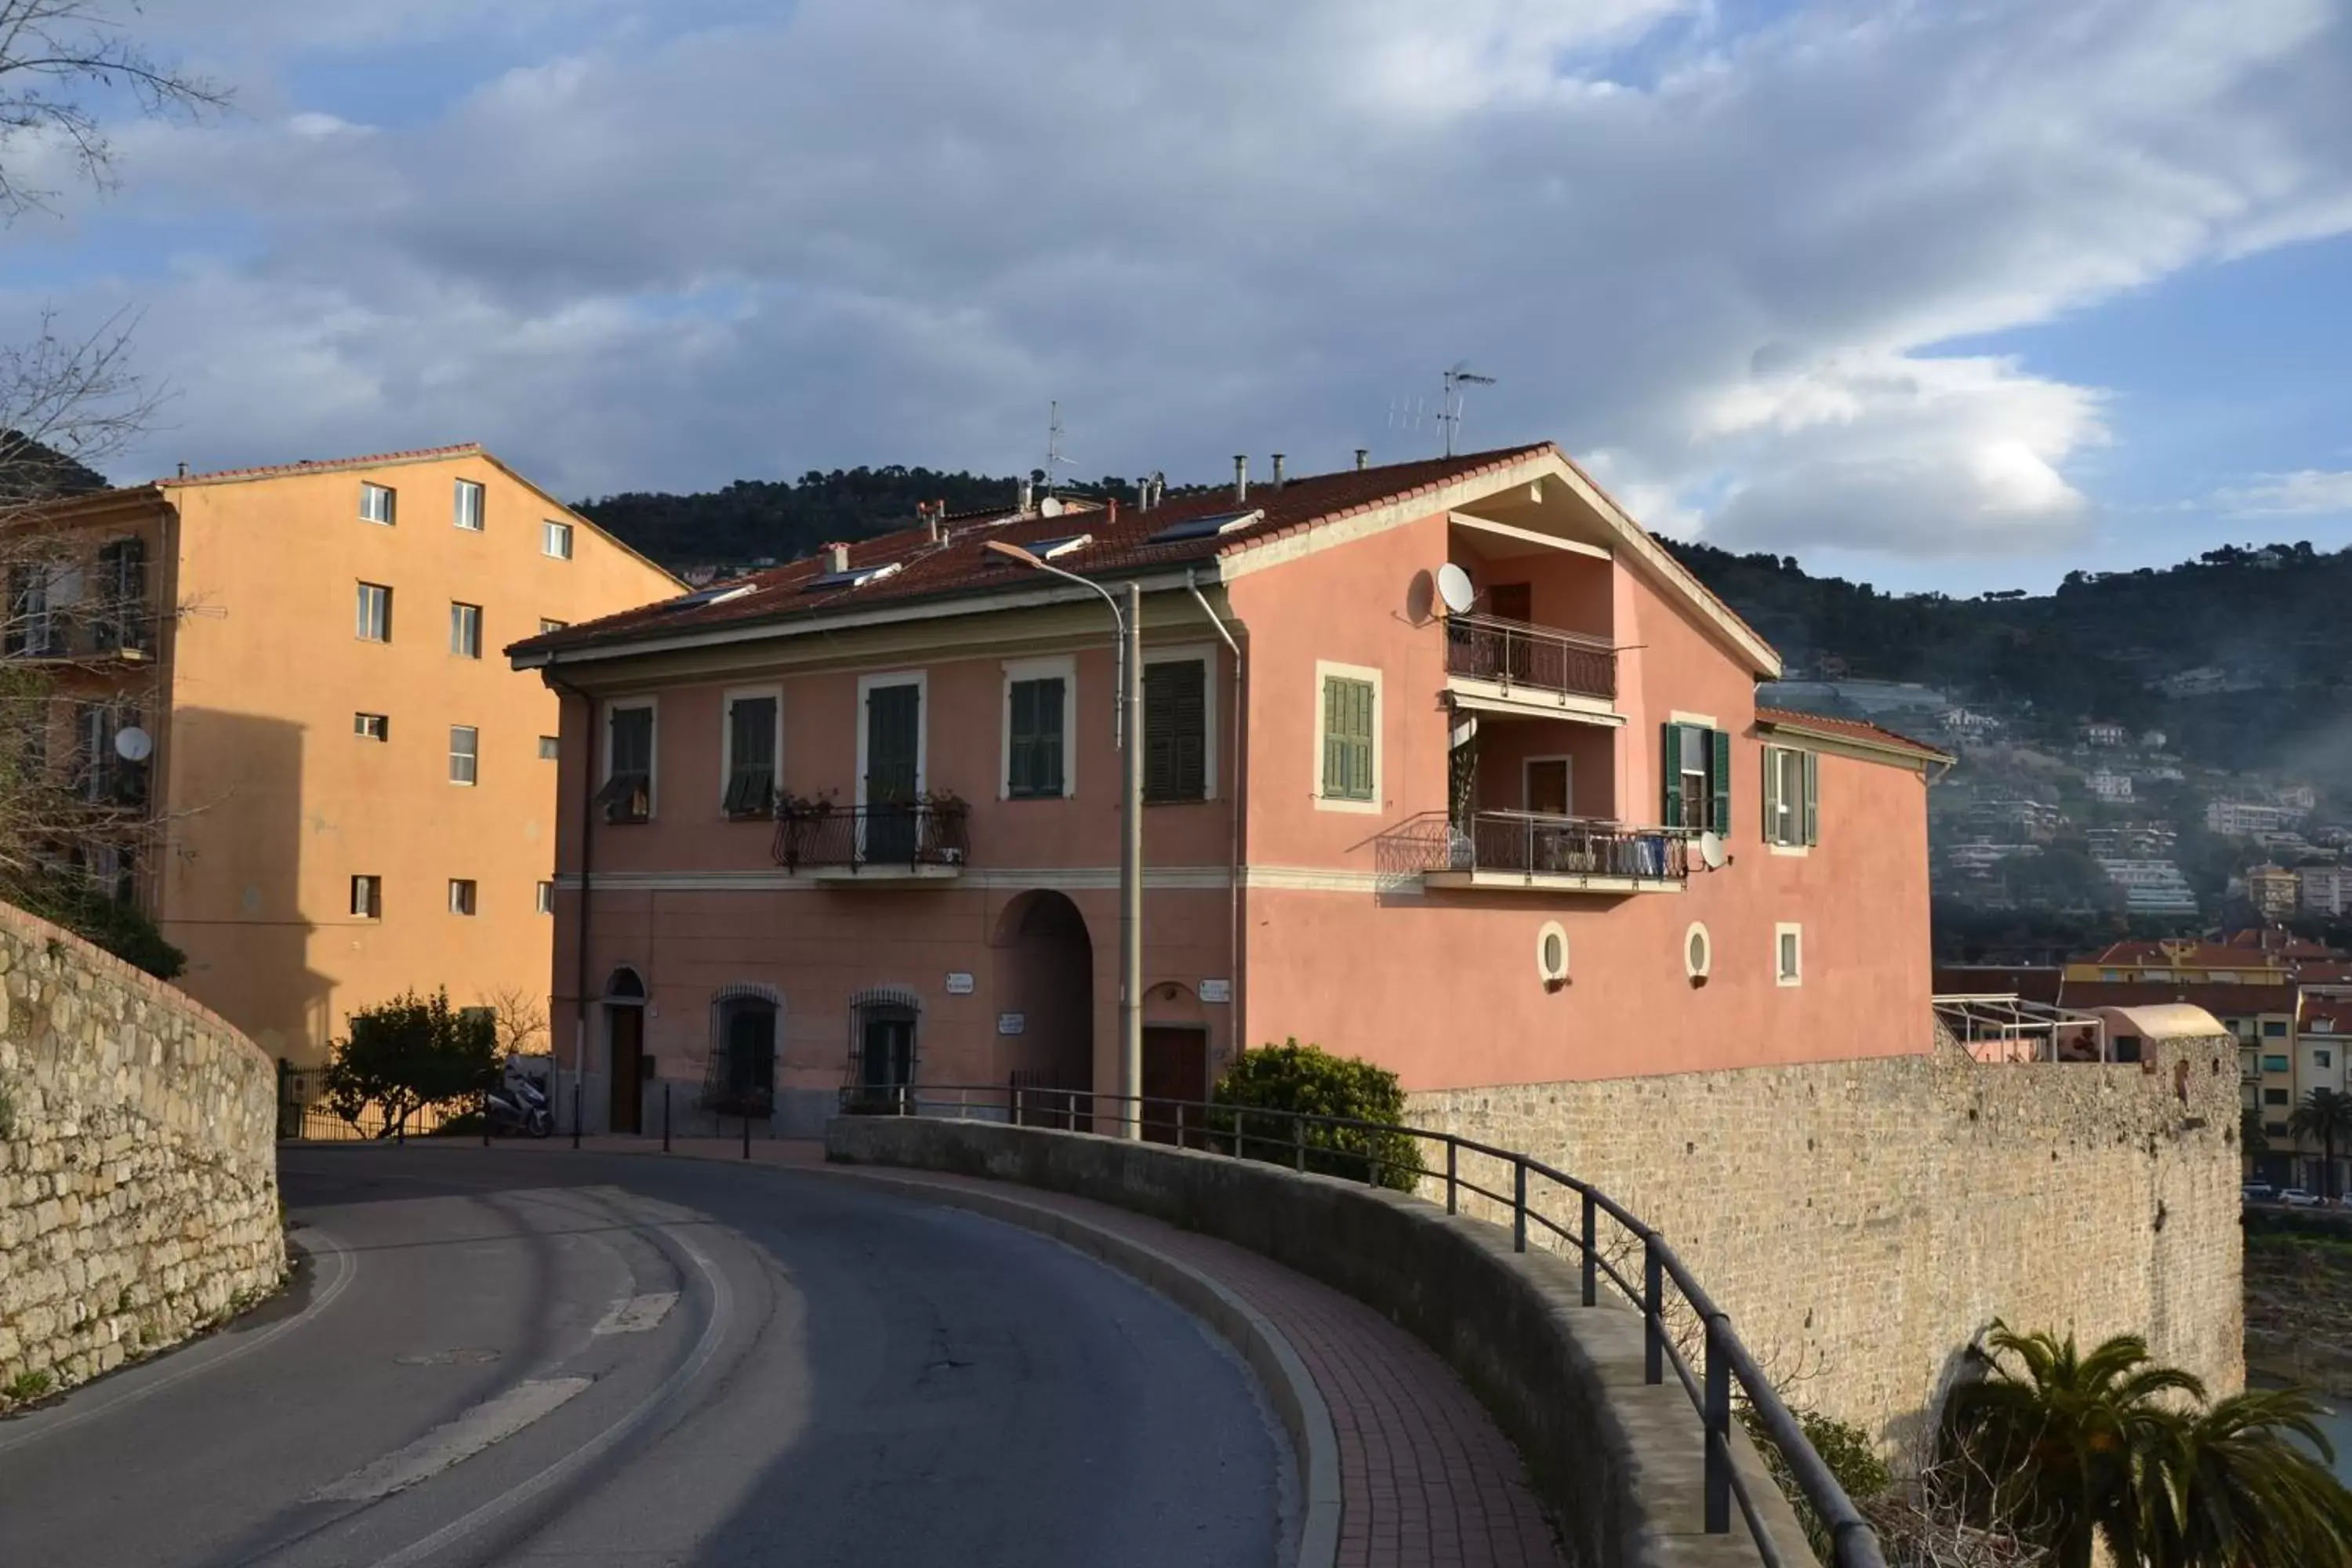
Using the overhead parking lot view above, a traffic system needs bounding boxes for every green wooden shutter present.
[1762,746,1781,843]
[1037,677,1064,795]
[1661,723,1683,829]
[1710,728,1733,836]
[1147,660,1205,801]
[1802,748,1820,846]
[1323,677,1374,800]
[1172,661,1206,800]
[1323,677,1345,797]
[1143,663,1178,802]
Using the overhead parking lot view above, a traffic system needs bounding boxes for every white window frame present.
[1000,655,1077,800]
[1684,920,1713,980]
[1312,658,1383,814]
[538,735,560,760]
[854,671,926,811]
[603,697,659,819]
[359,482,396,525]
[1535,920,1570,985]
[448,724,479,786]
[450,601,483,659]
[1763,743,1817,854]
[453,478,485,532]
[1775,922,1802,987]
[1143,643,1218,802]
[355,581,392,642]
[350,874,381,919]
[448,878,477,916]
[354,712,388,742]
[536,880,554,915]
[543,519,575,559]
[1523,754,1574,817]
[720,685,786,812]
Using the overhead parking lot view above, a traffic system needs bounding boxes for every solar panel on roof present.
[1029,534,1094,560]
[804,561,903,591]
[663,583,754,611]
[1146,509,1261,544]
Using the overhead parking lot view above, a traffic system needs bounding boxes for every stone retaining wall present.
[1407,1036,2244,1455]
[0,905,283,1399]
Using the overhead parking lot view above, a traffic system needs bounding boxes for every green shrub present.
[2,1369,53,1403]
[1209,1038,1425,1192]
[1737,1403,1888,1565]
[321,989,497,1139]
[2,872,184,979]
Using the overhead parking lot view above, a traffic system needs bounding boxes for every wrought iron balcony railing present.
[1381,810,1686,886]
[1443,612,1616,702]
[772,800,970,873]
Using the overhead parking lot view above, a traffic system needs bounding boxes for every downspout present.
[1187,570,1245,1065]
[546,661,596,1132]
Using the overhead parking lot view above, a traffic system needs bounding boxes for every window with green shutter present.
[1007,677,1065,798]
[1321,676,1375,801]
[1145,659,1207,802]
[1661,721,1733,834]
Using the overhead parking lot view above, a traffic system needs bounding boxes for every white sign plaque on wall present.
[1199,979,1232,1004]
[997,1012,1025,1036]
[945,972,975,995]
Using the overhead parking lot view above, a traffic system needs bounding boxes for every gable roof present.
[156,443,486,487]
[510,442,1778,673]
[1753,706,1951,765]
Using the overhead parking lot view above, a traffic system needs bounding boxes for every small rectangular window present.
[450,601,483,659]
[359,483,396,525]
[1762,745,1818,848]
[598,704,654,822]
[356,581,392,642]
[2265,1019,2289,1037]
[354,712,389,741]
[350,874,381,918]
[538,735,560,760]
[535,880,554,915]
[2264,1054,2292,1073]
[1007,677,1066,799]
[1320,675,1375,801]
[447,878,477,916]
[543,520,574,560]
[453,479,485,532]
[449,724,478,786]
[539,618,568,633]
[2318,1050,2334,1070]
[2265,1087,2291,1106]
[1776,924,1802,986]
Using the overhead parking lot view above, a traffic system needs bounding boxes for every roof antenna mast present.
[1439,361,1497,457]
[1044,400,1078,497]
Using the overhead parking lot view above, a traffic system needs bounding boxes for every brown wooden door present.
[1526,757,1571,815]
[608,1006,644,1135]
[1142,1026,1208,1145]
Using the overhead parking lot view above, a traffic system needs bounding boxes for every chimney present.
[1233,455,1249,503]
[1147,470,1166,510]
[823,541,850,574]
[176,460,189,479]
[1108,497,1120,524]
[1354,448,1369,472]
[1019,477,1035,515]
[1271,452,1286,490]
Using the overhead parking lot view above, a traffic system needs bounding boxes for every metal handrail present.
[771,800,971,872]
[843,1082,1887,1568]
[1442,611,1617,701]
[1454,810,1690,883]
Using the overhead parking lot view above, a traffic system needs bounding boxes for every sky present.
[2,0,2350,593]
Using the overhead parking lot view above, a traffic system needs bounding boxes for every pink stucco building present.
[510,445,1948,1135]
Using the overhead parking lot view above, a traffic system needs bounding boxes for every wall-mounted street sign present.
[1199,979,1232,1004]
[946,972,975,995]
[997,1012,1025,1036]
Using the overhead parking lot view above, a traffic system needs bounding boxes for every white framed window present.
[354,712,388,742]
[448,724,478,786]
[1763,745,1818,850]
[449,601,483,659]
[1143,644,1217,803]
[1775,922,1802,987]
[359,482,396,525]
[1684,921,1712,981]
[722,687,782,817]
[1313,659,1382,812]
[448,878,477,916]
[543,519,574,559]
[535,880,554,915]
[538,735,560,760]
[350,874,381,919]
[453,478,485,532]
[598,699,657,822]
[1000,656,1075,800]
[1535,920,1570,988]
[355,581,392,642]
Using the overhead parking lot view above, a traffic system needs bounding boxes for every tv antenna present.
[1044,401,1078,496]
[1439,361,1497,456]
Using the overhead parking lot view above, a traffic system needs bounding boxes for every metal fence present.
[1443,612,1617,701]
[849,1082,1887,1568]
[771,802,970,873]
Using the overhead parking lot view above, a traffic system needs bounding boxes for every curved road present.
[0,1147,1288,1567]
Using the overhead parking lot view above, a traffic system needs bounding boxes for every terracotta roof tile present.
[2059,979,2296,1014]
[158,443,483,486]
[1753,706,1951,761]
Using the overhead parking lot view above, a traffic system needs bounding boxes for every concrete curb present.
[820,1167,1342,1568]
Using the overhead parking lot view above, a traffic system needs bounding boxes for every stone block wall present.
[1407,1034,2243,1455]
[0,904,283,1399]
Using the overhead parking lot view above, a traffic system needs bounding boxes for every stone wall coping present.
[0,899,249,1048]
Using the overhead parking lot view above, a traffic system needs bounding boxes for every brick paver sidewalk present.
[557,1135,1567,1568]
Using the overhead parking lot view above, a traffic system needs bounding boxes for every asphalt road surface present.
[0,1147,1289,1567]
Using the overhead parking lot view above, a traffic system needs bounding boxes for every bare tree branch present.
[0,0,227,217]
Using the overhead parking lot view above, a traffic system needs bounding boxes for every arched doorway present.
[604,966,648,1135]
[993,891,1094,1124]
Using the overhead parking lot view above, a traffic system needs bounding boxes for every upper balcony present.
[1443,613,1617,704]
[1379,811,1687,894]
[772,800,969,884]
[1440,512,1619,720]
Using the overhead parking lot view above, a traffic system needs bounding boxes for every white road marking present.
[311,1377,593,1502]
[592,1292,679,1335]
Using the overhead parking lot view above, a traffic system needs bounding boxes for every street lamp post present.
[983,541,1144,1139]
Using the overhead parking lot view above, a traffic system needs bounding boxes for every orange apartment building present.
[13,445,679,1069]
[512,444,1950,1137]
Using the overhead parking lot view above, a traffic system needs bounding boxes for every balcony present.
[772,800,969,883]
[1382,810,1687,893]
[1443,613,1616,709]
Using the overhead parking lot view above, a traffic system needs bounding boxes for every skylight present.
[1030,534,1093,560]
[1146,509,1261,544]
[804,561,904,591]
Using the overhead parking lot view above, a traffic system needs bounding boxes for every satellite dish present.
[114,726,153,763]
[1697,831,1726,871]
[1039,495,1065,518]
[1435,562,1476,615]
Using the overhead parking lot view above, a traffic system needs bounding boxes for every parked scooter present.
[485,1076,553,1138]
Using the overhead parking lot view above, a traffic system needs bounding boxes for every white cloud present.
[2214,470,2352,517]
[7,0,2350,557]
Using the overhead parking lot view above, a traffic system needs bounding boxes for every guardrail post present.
[1232,1107,1242,1158]
[1513,1157,1527,1252]
[1643,1236,1664,1385]
[1704,1312,1730,1534]
[742,1113,751,1160]
[663,1084,671,1153]
[1293,1116,1305,1173]
[1580,1191,1597,1306]
[1445,1138,1457,1214]
[1176,1100,1186,1151]
[481,1088,490,1147]
[572,1083,581,1149]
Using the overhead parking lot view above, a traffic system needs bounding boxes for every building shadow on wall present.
[158,710,334,1075]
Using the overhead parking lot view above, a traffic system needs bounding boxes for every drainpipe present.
[546,662,597,1133]
[1186,569,1246,1068]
